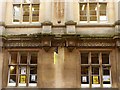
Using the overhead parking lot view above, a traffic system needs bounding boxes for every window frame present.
[80,51,112,88]
[12,0,40,24]
[79,0,108,23]
[8,51,38,87]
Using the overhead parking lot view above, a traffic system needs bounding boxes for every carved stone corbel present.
[43,46,51,52]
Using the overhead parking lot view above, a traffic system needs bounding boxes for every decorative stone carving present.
[3,35,117,52]
[5,42,42,48]
[78,40,115,47]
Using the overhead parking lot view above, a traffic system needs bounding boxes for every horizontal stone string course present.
[4,41,116,48]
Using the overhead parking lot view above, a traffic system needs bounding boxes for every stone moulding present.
[3,36,116,50]
[1,88,119,90]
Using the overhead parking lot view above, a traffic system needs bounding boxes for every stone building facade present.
[0,0,120,90]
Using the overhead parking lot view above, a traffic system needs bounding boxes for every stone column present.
[41,0,52,34]
[0,0,6,89]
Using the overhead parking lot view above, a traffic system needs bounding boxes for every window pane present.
[19,75,27,84]
[92,67,99,75]
[92,67,100,84]
[32,4,39,22]
[79,0,87,2]
[31,0,39,3]
[20,52,27,64]
[103,67,110,75]
[80,3,87,12]
[9,75,16,83]
[80,16,87,21]
[29,75,37,83]
[81,76,89,84]
[103,75,110,84]
[99,3,107,21]
[92,76,100,84]
[30,66,37,74]
[90,16,97,21]
[89,3,97,11]
[103,67,111,84]
[89,0,97,2]
[80,3,87,21]
[100,11,106,16]
[23,0,31,3]
[29,66,37,84]
[23,4,30,22]
[30,52,37,64]
[10,66,16,74]
[99,3,107,11]
[13,0,21,3]
[19,66,27,74]
[10,52,17,64]
[102,53,109,64]
[89,3,97,21]
[80,11,87,15]
[90,11,97,15]
[81,66,89,84]
[13,5,21,22]
[91,52,99,64]
[81,52,88,64]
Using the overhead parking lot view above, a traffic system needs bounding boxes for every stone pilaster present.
[65,0,74,21]
[0,0,6,90]
[45,0,52,21]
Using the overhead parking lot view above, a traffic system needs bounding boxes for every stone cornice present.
[3,35,116,49]
[4,23,115,28]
